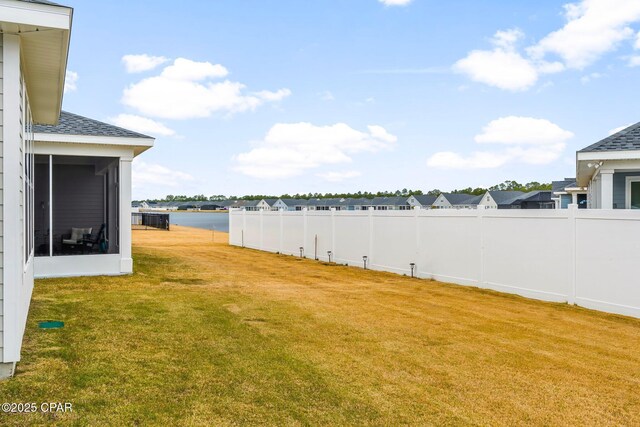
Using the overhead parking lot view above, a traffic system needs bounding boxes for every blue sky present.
[60,0,640,199]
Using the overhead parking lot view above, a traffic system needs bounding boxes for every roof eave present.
[0,1,73,124]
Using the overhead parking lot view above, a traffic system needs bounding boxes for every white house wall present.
[2,34,34,368]
[230,208,640,319]
[0,34,4,364]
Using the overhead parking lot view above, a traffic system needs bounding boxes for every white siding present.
[2,34,33,364]
[0,35,4,362]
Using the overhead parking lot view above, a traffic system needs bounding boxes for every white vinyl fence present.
[229,207,640,319]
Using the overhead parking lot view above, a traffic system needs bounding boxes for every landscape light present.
[410,263,416,278]
[327,251,332,262]
[363,255,368,270]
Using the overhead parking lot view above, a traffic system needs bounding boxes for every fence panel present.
[417,212,481,286]
[229,208,640,318]
[575,210,640,317]
[333,213,370,267]
[306,213,333,261]
[371,212,417,275]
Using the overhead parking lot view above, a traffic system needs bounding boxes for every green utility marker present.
[39,321,64,329]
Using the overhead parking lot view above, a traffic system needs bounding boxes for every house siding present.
[0,35,4,362]
[613,172,640,209]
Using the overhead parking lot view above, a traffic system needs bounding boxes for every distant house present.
[478,191,526,209]
[434,193,482,209]
[576,122,640,209]
[407,195,437,209]
[551,178,587,209]
[370,196,412,210]
[274,198,308,211]
[506,191,555,209]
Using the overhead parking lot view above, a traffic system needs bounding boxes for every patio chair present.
[61,227,92,253]
[82,223,108,254]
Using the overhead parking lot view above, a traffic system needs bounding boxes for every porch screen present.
[34,155,120,256]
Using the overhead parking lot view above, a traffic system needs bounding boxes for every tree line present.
[135,181,552,203]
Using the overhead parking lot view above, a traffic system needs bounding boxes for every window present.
[626,177,640,209]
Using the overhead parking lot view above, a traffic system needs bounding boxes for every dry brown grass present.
[134,226,640,425]
[1,225,638,425]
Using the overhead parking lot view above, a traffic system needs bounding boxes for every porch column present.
[600,170,614,209]
[119,157,133,273]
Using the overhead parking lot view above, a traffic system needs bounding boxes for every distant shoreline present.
[140,210,228,214]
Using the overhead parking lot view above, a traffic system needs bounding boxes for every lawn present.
[1,226,639,425]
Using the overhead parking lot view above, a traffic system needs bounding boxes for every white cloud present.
[110,114,176,137]
[319,91,335,101]
[64,71,78,93]
[456,1,640,90]
[609,123,633,135]
[234,122,396,179]
[122,58,291,120]
[317,171,362,182]
[580,72,603,84]
[427,116,573,169]
[453,29,544,91]
[528,0,640,69]
[379,0,413,6]
[160,58,228,80]
[636,31,640,49]
[427,151,511,169]
[628,55,640,67]
[122,54,169,73]
[132,159,193,189]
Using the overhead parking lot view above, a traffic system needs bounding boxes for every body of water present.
[169,212,229,232]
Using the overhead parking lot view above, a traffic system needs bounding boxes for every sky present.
[59,0,640,199]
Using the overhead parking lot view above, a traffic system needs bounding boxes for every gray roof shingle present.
[17,0,65,6]
[580,122,640,152]
[34,111,152,139]
[412,195,437,206]
[488,190,526,205]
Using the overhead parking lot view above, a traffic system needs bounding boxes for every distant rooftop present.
[34,111,152,139]
[580,122,640,153]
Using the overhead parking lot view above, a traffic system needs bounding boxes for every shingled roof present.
[580,122,640,152]
[17,0,64,6]
[34,111,152,139]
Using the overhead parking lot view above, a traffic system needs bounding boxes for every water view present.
[169,212,229,232]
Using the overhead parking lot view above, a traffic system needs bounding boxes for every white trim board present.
[625,176,640,209]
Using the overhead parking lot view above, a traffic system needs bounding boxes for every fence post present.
[242,209,247,247]
[331,208,336,262]
[477,205,486,288]
[259,209,264,250]
[303,208,308,258]
[368,207,374,268]
[279,208,284,254]
[414,206,420,278]
[567,204,578,305]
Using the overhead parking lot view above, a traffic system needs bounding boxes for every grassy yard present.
[1,226,639,425]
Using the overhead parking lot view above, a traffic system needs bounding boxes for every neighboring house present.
[509,191,555,209]
[243,200,263,211]
[262,198,278,211]
[478,191,525,209]
[370,196,412,210]
[551,178,587,209]
[577,122,640,209]
[274,198,308,211]
[434,193,482,209]
[407,194,437,209]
